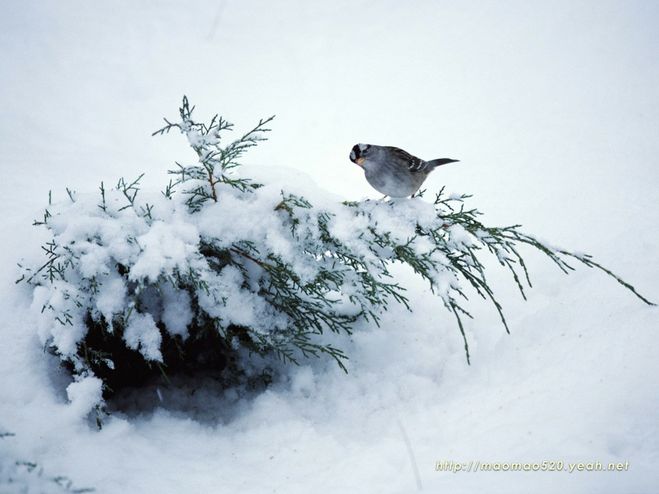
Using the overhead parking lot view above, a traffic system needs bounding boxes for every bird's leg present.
[380,194,389,201]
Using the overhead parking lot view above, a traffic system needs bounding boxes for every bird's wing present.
[387,146,427,173]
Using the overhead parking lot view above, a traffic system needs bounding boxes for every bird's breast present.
[364,168,419,197]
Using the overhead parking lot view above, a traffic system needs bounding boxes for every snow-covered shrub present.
[18,97,654,399]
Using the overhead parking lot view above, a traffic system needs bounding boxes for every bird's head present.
[349,143,371,166]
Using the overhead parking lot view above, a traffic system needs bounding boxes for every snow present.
[66,377,104,420]
[123,312,163,362]
[445,224,475,248]
[130,218,200,283]
[197,263,279,332]
[95,275,127,325]
[1,1,658,493]
[31,283,87,358]
[160,284,193,338]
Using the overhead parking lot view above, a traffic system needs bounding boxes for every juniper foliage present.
[18,97,654,398]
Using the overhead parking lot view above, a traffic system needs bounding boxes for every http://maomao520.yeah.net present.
[435,460,630,474]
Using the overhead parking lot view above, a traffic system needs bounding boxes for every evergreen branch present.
[559,251,656,306]
[451,303,471,365]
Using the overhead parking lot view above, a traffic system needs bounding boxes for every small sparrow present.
[349,144,458,198]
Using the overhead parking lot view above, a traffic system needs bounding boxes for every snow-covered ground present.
[1,1,658,492]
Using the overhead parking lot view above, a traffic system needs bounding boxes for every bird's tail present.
[427,158,459,169]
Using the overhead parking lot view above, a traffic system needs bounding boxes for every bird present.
[349,144,459,198]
